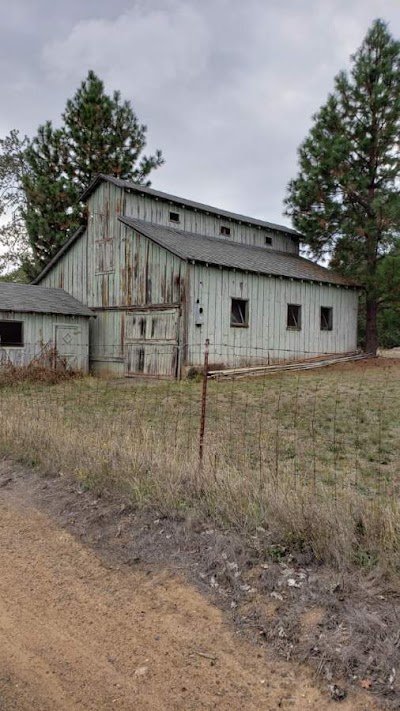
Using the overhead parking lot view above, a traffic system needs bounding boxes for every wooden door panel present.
[124,308,180,377]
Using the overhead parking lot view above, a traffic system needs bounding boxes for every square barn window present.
[287,304,301,330]
[169,211,180,223]
[220,225,231,236]
[0,320,23,346]
[231,298,249,327]
[321,306,333,331]
[265,236,272,246]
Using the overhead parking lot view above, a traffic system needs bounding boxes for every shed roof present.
[82,173,300,237]
[119,217,356,288]
[0,283,94,317]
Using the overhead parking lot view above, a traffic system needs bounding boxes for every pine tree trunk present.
[365,298,378,355]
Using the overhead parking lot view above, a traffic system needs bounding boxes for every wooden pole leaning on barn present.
[198,339,210,466]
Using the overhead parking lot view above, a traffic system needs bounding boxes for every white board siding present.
[122,190,298,253]
[187,265,358,367]
[0,311,90,373]
[39,228,88,304]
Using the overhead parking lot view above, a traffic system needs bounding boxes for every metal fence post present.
[199,339,210,466]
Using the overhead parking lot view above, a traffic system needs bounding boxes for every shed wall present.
[187,265,359,366]
[0,311,90,373]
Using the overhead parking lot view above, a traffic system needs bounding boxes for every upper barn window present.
[287,304,301,330]
[230,298,249,327]
[0,320,23,346]
[220,225,231,236]
[265,236,272,246]
[169,211,180,223]
[95,239,114,274]
[320,306,333,331]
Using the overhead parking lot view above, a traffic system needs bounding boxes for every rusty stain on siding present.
[102,277,109,307]
[120,313,125,347]
[180,276,186,304]
[146,278,152,304]
[137,348,145,372]
[126,240,132,305]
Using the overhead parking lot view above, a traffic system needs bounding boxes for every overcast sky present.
[1,0,399,227]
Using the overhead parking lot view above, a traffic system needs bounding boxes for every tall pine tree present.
[22,122,79,275]
[21,71,164,277]
[285,19,400,355]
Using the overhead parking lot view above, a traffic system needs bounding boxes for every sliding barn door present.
[124,308,180,378]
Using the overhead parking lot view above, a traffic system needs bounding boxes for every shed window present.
[0,320,23,346]
[265,236,272,246]
[287,304,301,330]
[321,306,333,331]
[220,225,231,236]
[169,211,180,223]
[231,298,249,327]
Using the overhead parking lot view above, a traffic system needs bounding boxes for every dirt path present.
[0,470,379,711]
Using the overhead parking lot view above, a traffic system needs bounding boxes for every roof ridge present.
[81,173,300,237]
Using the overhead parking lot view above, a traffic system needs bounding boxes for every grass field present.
[1,358,400,575]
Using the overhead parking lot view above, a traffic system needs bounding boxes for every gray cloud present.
[1,0,399,226]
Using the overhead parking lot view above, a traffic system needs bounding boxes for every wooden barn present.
[33,174,359,378]
[0,283,93,372]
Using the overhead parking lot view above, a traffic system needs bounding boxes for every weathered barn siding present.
[0,311,90,372]
[39,229,88,302]
[75,179,298,254]
[187,265,359,366]
[122,189,298,253]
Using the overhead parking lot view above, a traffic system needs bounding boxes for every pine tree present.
[22,122,79,275]
[0,130,33,280]
[21,71,164,276]
[62,71,163,189]
[285,19,400,355]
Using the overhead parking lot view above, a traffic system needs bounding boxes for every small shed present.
[0,283,93,373]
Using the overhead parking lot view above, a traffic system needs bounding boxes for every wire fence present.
[0,339,399,501]
[1,339,400,570]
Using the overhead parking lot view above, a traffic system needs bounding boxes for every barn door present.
[124,308,180,378]
[54,324,81,370]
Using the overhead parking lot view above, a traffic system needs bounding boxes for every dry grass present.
[0,345,81,387]
[1,360,400,577]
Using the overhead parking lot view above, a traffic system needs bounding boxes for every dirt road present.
[0,467,379,710]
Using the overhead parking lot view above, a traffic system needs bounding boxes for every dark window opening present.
[231,298,249,327]
[220,225,231,236]
[287,304,301,330]
[0,320,23,346]
[265,236,272,246]
[321,306,333,331]
[169,211,180,223]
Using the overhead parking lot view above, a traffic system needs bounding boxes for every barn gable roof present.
[81,173,300,238]
[119,217,356,288]
[0,283,94,317]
